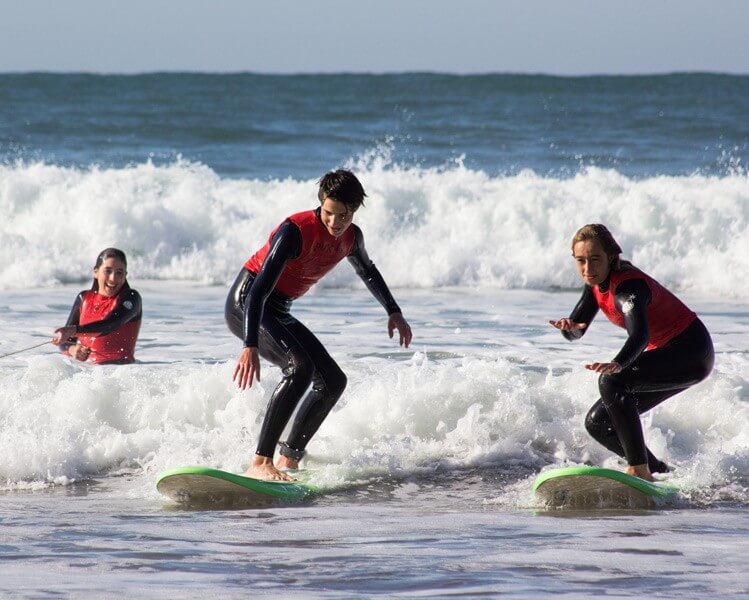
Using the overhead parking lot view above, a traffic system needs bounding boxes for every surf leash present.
[0,340,53,359]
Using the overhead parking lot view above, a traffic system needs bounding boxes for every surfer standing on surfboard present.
[226,169,413,481]
[549,224,714,481]
[52,248,142,364]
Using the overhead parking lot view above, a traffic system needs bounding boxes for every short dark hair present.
[317,169,366,212]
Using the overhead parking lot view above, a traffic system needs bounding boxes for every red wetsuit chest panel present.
[78,291,140,363]
[244,210,355,298]
[592,268,696,349]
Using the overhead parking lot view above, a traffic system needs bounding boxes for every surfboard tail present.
[156,466,316,507]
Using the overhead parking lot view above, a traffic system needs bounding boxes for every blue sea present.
[0,73,747,598]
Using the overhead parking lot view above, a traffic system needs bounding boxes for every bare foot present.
[626,463,655,482]
[276,455,299,471]
[245,455,296,481]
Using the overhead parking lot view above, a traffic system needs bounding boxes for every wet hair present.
[91,247,130,292]
[571,224,631,271]
[317,169,367,212]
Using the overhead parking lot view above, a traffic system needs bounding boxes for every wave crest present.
[1,160,747,296]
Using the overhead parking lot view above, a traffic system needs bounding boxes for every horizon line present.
[1,69,748,78]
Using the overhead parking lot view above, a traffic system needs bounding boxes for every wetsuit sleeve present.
[75,289,142,335]
[562,285,599,341]
[60,292,85,352]
[611,278,652,369]
[347,225,402,315]
[243,221,301,347]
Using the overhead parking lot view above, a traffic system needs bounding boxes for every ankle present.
[252,454,274,467]
[626,463,654,480]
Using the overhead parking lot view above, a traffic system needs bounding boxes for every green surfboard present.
[156,466,316,506]
[533,465,679,509]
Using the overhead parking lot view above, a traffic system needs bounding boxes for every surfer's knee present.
[310,364,347,402]
[584,402,610,438]
[308,370,346,413]
[598,372,630,402]
[326,367,347,400]
[283,354,315,390]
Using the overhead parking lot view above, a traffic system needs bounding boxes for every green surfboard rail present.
[156,465,317,502]
[533,465,678,499]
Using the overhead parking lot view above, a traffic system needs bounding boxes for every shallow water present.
[1,284,746,597]
[1,477,747,598]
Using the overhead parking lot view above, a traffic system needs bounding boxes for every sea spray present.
[1,161,747,296]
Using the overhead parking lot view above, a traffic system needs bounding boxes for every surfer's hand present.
[549,319,587,331]
[68,343,91,362]
[233,346,260,389]
[388,312,412,348]
[584,361,622,374]
[52,325,77,345]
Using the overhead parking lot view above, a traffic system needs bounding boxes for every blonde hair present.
[571,224,629,271]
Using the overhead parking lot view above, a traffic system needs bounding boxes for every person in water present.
[549,224,714,481]
[53,248,142,364]
[226,169,413,481]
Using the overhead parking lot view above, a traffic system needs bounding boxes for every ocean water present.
[1,73,748,597]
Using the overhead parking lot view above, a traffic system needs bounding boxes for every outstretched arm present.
[347,226,412,348]
[347,226,401,314]
[549,285,598,340]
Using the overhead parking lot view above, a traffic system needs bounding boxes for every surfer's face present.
[573,239,611,287]
[320,197,354,238]
[94,257,127,297]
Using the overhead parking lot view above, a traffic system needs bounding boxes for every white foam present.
[1,160,747,296]
[0,285,745,506]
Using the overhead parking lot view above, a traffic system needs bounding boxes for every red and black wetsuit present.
[561,266,714,471]
[225,208,402,460]
[62,285,142,364]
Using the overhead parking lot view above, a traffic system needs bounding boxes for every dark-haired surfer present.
[226,169,412,481]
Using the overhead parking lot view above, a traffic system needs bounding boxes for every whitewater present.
[1,160,747,295]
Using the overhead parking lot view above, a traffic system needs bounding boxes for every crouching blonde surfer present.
[550,224,713,481]
[226,170,412,481]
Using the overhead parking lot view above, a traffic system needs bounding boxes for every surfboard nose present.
[533,466,678,510]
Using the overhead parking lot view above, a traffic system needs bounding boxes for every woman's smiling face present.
[94,257,127,297]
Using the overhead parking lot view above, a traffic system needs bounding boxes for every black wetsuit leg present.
[585,318,714,468]
[585,391,685,473]
[282,325,347,454]
[225,273,347,459]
